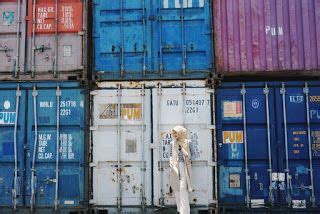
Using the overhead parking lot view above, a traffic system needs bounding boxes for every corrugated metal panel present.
[214,0,320,75]
[152,85,215,207]
[216,81,320,210]
[91,81,217,212]
[91,88,152,207]
[0,82,86,211]
[0,0,26,76]
[93,0,212,80]
[0,0,86,80]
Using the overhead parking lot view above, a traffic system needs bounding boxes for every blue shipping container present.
[93,0,212,80]
[217,81,320,210]
[0,82,86,211]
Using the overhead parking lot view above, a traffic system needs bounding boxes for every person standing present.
[169,126,193,214]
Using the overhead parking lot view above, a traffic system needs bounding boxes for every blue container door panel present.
[26,88,85,207]
[217,85,278,205]
[276,83,320,206]
[0,89,26,207]
[153,0,212,76]
[94,0,151,76]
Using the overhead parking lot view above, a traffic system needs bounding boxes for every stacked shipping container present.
[214,0,320,212]
[1,0,319,213]
[0,0,87,80]
[90,0,217,213]
[0,0,88,213]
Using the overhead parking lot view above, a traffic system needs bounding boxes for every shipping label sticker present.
[312,131,320,157]
[3,11,14,26]
[0,100,15,125]
[229,174,241,188]
[310,96,320,103]
[99,103,142,121]
[125,132,137,153]
[99,104,117,119]
[222,101,242,119]
[223,131,243,144]
[189,132,201,160]
[121,104,142,120]
[162,0,204,9]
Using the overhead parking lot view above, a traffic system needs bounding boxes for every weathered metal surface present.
[152,85,215,207]
[0,0,26,75]
[0,0,86,80]
[216,81,320,210]
[214,0,320,75]
[93,0,213,80]
[0,82,86,211]
[91,88,152,207]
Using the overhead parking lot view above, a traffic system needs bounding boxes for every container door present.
[91,88,152,207]
[152,0,212,77]
[217,84,278,208]
[0,1,26,74]
[27,0,84,74]
[0,87,26,208]
[276,82,320,208]
[152,86,214,207]
[93,0,151,77]
[26,86,85,209]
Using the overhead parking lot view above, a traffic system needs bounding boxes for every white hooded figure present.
[169,126,193,214]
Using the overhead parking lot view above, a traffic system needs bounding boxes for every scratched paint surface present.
[152,86,214,206]
[93,0,212,80]
[0,82,85,208]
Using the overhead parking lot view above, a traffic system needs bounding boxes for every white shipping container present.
[90,80,217,212]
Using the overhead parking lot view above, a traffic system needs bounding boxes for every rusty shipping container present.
[0,0,87,80]
[214,0,320,76]
[90,80,217,213]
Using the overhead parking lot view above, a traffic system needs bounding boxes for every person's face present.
[172,130,179,141]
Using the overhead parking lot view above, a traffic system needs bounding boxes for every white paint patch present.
[175,0,181,8]
[4,100,10,110]
[163,0,169,8]
[183,0,188,8]
[64,200,75,205]
[199,0,204,7]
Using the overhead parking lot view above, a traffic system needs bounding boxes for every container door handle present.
[54,86,61,210]
[180,0,186,75]
[119,0,125,77]
[142,0,147,76]
[158,0,164,76]
[140,85,146,210]
[13,85,21,211]
[280,83,292,207]
[303,82,316,207]
[116,84,122,210]
[157,84,165,206]
[30,86,38,212]
[14,0,22,78]
[241,84,250,207]
[53,0,59,78]
[264,83,274,205]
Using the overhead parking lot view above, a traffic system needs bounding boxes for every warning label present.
[99,103,142,121]
[223,131,243,144]
[223,101,242,119]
